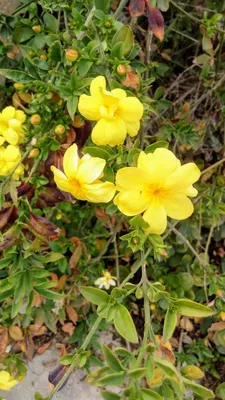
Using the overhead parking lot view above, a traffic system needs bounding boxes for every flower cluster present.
[0,371,18,391]
[0,107,26,180]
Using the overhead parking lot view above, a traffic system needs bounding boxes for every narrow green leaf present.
[67,96,78,120]
[102,345,124,372]
[144,354,154,383]
[175,299,214,318]
[128,367,147,379]
[43,13,59,33]
[97,372,126,386]
[101,391,120,400]
[95,0,110,12]
[163,308,177,343]
[183,377,215,398]
[141,388,163,400]
[35,287,64,300]
[80,286,110,305]
[0,69,34,83]
[145,141,169,153]
[114,304,138,344]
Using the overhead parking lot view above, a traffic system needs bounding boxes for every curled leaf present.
[146,3,164,41]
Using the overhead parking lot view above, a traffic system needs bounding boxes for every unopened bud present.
[28,148,40,158]
[150,304,156,311]
[30,114,41,125]
[216,290,223,297]
[40,55,47,61]
[55,125,65,135]
[72,116,85,128]
[32,25,41,33]
[105,21,111,28]
[14,82,24,91]
[117,64,126,76]
[65,49,79,62]
[220,312,225,321]
[56,213,62,220]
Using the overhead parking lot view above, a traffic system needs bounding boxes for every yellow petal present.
[116,167,150,191]
[126,120,140,137]
[0,136,5,146]
[163,193,194,220]
[181,185,198,197]
[76,157,106,183]
[111,88,127,99]
[141,148,179,185]
[117,97,143,123]
[137,152,153,172]
[8,119,22,132]
[15,110,26,123]
[4,145,20,162]
[92,117,127,147]
[78,94,102,120]
[143,200,167,234]
[165,163,201,191]
[83,181,115,203]
[3,128,19,145]
[90,76,106,102]
[0,371,11,382]
[63,144,78,178]
[0,122,8,133]
[101,90,120,108]
[114,190,149,215]
[51,166,71,192]
[1,106,15,121]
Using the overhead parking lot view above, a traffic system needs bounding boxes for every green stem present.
[11,0,34,15]
[201,157,225,176]
[114,0,129,19]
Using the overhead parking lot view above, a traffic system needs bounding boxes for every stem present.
[203,223,215,303]
[11,0,34,15]
[113,235,120,286]
[77,6,95,40]
[114,0,129,19]
[201,157,225,176]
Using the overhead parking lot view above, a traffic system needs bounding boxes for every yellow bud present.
[105,21,111,28]
[117,65,127,76]
[72,115,84,128]
[216,290,223,297]
[30,114,41,125]
[56,213,62,220]
[32,25,41,33]
[65,49,79,62]
[28,148,40,158]
[54,125,65,135]
[14,82,24,91]
[18,375,25,382]
[181,365,204,380]
[40,55,47,61]
[28,51,34,57]
[150,304,156,311]
[220,312,225,321]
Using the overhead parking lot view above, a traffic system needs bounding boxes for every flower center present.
[100,104,118,120]
[69,178,84,197]
[145,185,166,201]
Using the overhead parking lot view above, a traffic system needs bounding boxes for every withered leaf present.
[62,323,75,337]
[24,333,34,361]
[37,340,52,355]
[0,206,15,231]
[66,305,78,324]
[129,0,145,17]
[146,3,165,41]
[122,71,140,91]
[29,325,47,336]
[69,245,82,271]
[9,326,24,341]
[208,322,225,332]
[49,365,70,391]
[0,328,9,357]
[29,213,58,237]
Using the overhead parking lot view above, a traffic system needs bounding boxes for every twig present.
[77,6,95,40]
[114,0,129,19]
[192,73,225,112]
[204,223,215,303]
[113,234,120,285]
[64,11,69,32]
[177,329,184,371]
[201,157,225,176]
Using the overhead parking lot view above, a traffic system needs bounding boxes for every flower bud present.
[220,311,225,321]
[105,21,111,28]
[28,148,40,158]
[72,116,84,128]
[55,125,65,135]
[117,64,126,76]
[30,114,41,125]
[150,304,156,311]
[32,25,41,33]
[40,55,47,61]
[65,49,79,62]
[14,82,24,91]
[216,290,223,297]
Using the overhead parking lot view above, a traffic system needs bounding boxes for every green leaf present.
[175,299,214,318]
[153,356,180,381]
[141,388,163,400]
[128,368,147,379]
[216,382,225,399]
[102,345,124,372]
[41,252,65,263]
[12,26,34,43]
[0,69,34,83]
[95,0,110,12]
[35,287,64,300]
[144,354,154,383]
[97,371,126,386]
[67,96,78,120]
[112,26,134,56]
[114,304,138,343]
[80,286,110,305]
[43,13,59,33]
[130,215,149,229]
[163,308,177,343]
[34,393,45,400]
[183,377,215,398]
[78,60,93,79]
[157,0,170,12]
[49,40,62,62]
[0,288,14,302]
[101,391,120,400]
[60,354,74,366]
[83,146,110,160]
[145,141,169,153]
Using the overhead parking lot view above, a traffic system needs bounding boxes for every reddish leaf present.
[129,0,145,17]
[66,305,78,324]
[24,333,34,361]
[48,365,70,391]
[0,206,15,231]
[122,71,140,91]
[0,328,9,357]
[37,340,52,355]
[146,3,164,41]
[29,213,58,237]
[62,323,75,337]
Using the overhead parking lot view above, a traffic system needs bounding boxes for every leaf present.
[129,0,145,17]
[83,146,111,160]
[37,340,52,355]
[9,326,24,341]
[97,371,126,386]
[62,323,75,337]
[79,286,110,305]
[180,365,204,380]
[67,96,78,120]
[175,299,214,318]
[146,3,164,41]
[158,0,170,12]
[48,365,70,390]
[114,304,138,344]
[35,287,64,300]
[35,393,45,400]
[141,388,163,400]
[216,382,225,399]
[102,345,124,372]
[0,328,9,357]
[101,391,121,400]
[128,368,147,379]
[0,69,34,83]
[43,13,59,33]
[145,141,169,153]
[163,309,177,343]
[183,377,215,398]
[66,305,78,324]
[145,354,154,383]
[153,356,180,381]
[112,26,134,56]
[95,0,110,12]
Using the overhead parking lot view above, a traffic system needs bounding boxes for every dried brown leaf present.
[37,340,52,355]
[122,71,140,91]
[62,323,75,337]
[66,305,78,324]
[9,326,24,341]
[0,328,9,357]
[146,3,164,41]
[208,322,225,332]
[129,0,146,17]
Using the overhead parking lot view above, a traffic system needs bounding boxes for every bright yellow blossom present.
[0,106,26,146]
[95,271,116,290]
[0,145,24,180]
[51,144,116,202]
[78,76,143,147]
[0,371,18,391]
[114,148,200,235]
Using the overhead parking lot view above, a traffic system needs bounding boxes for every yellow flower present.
[95,271,116,290]
[78,76,143,147]
[0,145,24,180]
[0,371,18,391]
[114,148,200,235]
[51,144,116,202]
[0,106,26,145]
